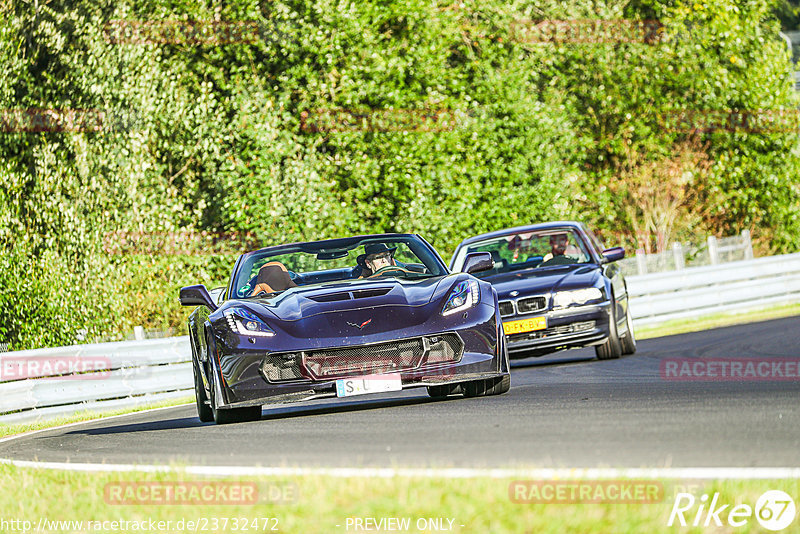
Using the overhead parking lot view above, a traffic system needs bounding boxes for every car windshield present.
[452,228,594,279]
[233,236,445,298]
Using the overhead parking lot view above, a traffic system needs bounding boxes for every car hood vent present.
[306,287,392,303]
[351,288,392,299]
[307,292,352,303]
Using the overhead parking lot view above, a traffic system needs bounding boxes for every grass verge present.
[0,396,194,439]
[635,302,800,340]
[0,465,796,533]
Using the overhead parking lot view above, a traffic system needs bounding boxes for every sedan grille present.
[507,321,596,341]
[517,296,547,314]
[263,334,464,382]
[498,301,515,317]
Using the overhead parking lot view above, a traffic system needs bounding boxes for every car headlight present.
[552,288,603,308]
[224,308,276,337]
[442,280,480,316]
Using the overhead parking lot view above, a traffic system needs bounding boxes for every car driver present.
[363,243,398,274]
[542,233,580,264]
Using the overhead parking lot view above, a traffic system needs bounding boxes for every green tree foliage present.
[0,0,798,349]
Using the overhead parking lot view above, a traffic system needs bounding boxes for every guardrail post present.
[707,236,719,265]
[134,326,145,340]
[636,249,647,275]
[742,229,754,260]
[672,242,685,270]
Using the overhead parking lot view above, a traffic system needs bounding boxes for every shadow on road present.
[64,393,447,435]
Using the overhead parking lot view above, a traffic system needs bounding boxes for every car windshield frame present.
[230,234,448,299]
[451,227,595,279]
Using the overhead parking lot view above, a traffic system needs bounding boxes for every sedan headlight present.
[224,308,276,337]
[442,280,480,316]
[552,288,603,309]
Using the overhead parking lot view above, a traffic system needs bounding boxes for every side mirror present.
[601,247,625,263]
[179,284,218,311]
[461,252,494,274]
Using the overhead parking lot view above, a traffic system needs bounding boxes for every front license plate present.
[336,374,403,397]
[503,316,547,335]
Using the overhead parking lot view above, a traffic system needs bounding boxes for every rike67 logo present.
[668,490,796,531]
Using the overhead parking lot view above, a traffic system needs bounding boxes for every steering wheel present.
[368,266,412,278]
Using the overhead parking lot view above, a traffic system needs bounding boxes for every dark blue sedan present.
[450,222,636,361]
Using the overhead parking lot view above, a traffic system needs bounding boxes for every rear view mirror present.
[462,252,494,274]
[179,284,218,311]
[317,250,349,260]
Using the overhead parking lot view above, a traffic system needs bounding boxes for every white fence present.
[1,252,799,424]
[619,230,753,277]
[627,252,800,325]
[0,337,193,424]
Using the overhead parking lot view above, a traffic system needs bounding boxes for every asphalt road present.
[2,317,799,468]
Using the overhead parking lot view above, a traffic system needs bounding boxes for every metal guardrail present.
[1,253,798,424]
[0,337,193,424]
[618,230,754,277]
[627,252,800,325]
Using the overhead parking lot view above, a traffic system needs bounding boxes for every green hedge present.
[1,0,798,349]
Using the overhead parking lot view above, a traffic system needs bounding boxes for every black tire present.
[209,361,261,425]
[193,359,213,423]
[620,305,637,355]
[595,299,622,360]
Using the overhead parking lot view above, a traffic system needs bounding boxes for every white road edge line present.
[0,403,194,446]
[2,405,799,479]
[0,459,799,479]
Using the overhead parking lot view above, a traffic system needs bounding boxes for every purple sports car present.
[180,233,510,424]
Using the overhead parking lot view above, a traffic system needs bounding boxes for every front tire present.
[193,359,213,423]
[206,342,261,424]
[210,372,262,424]
[595,299,622,360]
[620,306,637,355]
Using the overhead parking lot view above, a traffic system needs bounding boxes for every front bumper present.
[505,302,611,358]
[210,304,505,409]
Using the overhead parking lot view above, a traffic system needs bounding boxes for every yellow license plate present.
[503,316,547,335]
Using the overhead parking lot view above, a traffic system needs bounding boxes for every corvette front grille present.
[262,334,465,382]
[260,355,304,382]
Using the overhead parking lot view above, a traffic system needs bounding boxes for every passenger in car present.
[252,261,298,296]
